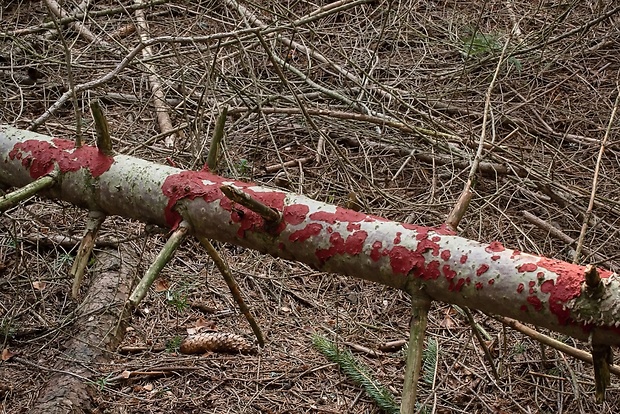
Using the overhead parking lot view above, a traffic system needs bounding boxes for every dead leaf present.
[180,332,256,355]
[439,313,456,329]
[439,307,457,329]
[154,278,169,292]
[188,317,216,334]
[195,317,215,330]
[143,383,154,392]
[32,280,46,290]
[120,370,131,379]
[1,348,15,361]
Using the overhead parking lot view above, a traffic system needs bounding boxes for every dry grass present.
[1,0,620,412]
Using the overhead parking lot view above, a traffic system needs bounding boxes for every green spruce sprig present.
[422,337,438,386]
[312,335,400,414]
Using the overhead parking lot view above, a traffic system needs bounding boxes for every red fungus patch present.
[491,255,500,261]
[344,231,368,255]
[289,223,322,243]
[402,223,426,233]
[316,233,345,262]
[161,171,286,232]
[387,245,425,275]
[347,222,361,232]
[518,263,538,273]
[406,223,455,236]
[442,264,456,280]
[537,258,584,325]
[283,204,308,225]
[394,232,402,244]
[424,260,441,280]
[527,295,543,311]
[416,238,441,256]
[475,282,483,290]
[476,264,489,276]
[486,241,505,253]
[517,283,524,293]
[9,138,113,179]
[435,223,457,235]
[244,188,286,211]
[460,254,468,264]
[540,279,554,294]
[370,241,383,262]
[315,231,368,262]
[440,250,451,261]
[162,171,225,227]
[451,277,467,292]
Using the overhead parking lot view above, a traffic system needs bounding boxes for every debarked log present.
[1,125,620,345]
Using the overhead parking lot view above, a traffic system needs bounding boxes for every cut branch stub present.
[0,168,58,211]
[585,264,602,291]
[220,184,282,224]
[207,106,228,172]
[2,125,620,345]
[90,99,114,156]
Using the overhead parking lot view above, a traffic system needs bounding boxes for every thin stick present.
[4,0,170,36]
[43,0,110,48]
[493,315,620,377]
[521,210,608,265]
[129,222,189,307]
[446,34,512,231]
[464,307,499,381]
[0,170,59,212]
[573,87,620,263]
[197,236,265,346]
[43,0,83,145]
[401,280,431,413]
[134,1,178,147]
[70,211,106,299]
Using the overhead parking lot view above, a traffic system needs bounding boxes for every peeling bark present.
[2,125,620,346]
[30,249,135,414]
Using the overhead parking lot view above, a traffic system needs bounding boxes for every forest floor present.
[1,1,620,413]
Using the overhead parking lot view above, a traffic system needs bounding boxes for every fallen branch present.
[29,248,135,413]
[1,125,620,346]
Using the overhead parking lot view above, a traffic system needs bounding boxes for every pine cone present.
[180,332,257,355]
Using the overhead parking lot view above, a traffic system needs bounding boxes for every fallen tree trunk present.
[30,248,134,414]
[1,125,620,345]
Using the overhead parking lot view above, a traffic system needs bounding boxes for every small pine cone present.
[180,332,257,355]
